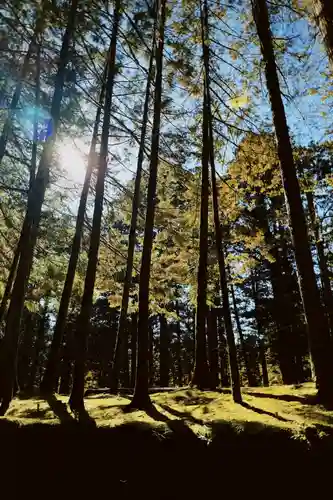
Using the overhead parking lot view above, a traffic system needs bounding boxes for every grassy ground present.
[2,382,333,435]
[1,384,333,498]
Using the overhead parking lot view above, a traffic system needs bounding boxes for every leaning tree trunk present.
[129,0,167,410]
[252,0,333,403]
[0,9,45,165]
[0,44,41,324]
[313,0,333,66]
[201,0,241,401]
[110,17,156,390]
[69,1,121,411]
[41,63,107,395]
[0,0,79,416]
[300,169,333,337]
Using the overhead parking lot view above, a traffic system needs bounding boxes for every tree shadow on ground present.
[243,390,317,405]
[14,407,51,419]
[173,393,216,406]
[158,403,206,425]
[240,401,290,422]
[44,394,75,423]
[293,407,333,426]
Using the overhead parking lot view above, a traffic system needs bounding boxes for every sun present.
[57,137,88,185]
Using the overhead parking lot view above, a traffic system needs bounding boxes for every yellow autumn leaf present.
[229,92,249,109]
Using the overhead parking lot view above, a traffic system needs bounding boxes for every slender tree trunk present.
[175,301,183,386]
[216,309,230,387]
[0,10,44,164]
[0,44,40,324]
[17,311,34,390]
[313,0,333,66]
[259,340,269,387]
[0,0,79,415]
[304,184,333,335]
[207,308,219,390]
[120,320,130,388]
[252,0,333,403]
[250,271,269,386]
[159,315,170,387]
[69,1,121,411]
[130,0,166,409]
[148,319,154,386]
[230,284,256,387]
[130,313,138,388]
[41,65,107,395]
[201,0,241,401]
[191,4,211,389]
[110,15,156,390]
[28,298,49,390]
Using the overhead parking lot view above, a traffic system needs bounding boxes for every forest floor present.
[2,383,333,497]
[2,382,333,434]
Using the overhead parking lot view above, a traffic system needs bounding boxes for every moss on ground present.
[2,382,333,438]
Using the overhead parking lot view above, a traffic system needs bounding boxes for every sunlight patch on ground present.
[2,384,333,436]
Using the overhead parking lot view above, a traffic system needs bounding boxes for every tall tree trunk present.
[175,301,183,386]
[130,313,138,388]
[110,14,156,390]
[0,0,79,416]
[41,64,107,395]
[230,284,256,387]
[0,8,44,165]
[159,315,170,387]
[252,0,333,403]
[148,318,154,386]
[0,43,41,324]
[69,1,121,411]
[250,271,269,386]
[216,309,230,387]
[191,4,211,390]
[259,339,269,387]
[207,308,219,390]
[302,176,333,336]
[28,298,49,390]
[201,0,241,401]
[313,0,333,66]
[130,0,166,409]
[17,310,35,390]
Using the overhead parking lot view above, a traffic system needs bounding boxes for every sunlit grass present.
[2,383,333,437]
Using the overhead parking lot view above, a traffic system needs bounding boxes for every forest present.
[1,0,333,494]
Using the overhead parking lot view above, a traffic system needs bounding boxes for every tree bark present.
[28,298,49,390]
[130,0,166,409]
[191,2,211,390]
[201,0,241,401]
[0,43,40,324]
[110,15,156,390]
[207,308,219,390]
[216,309,230,387]
[230,284,256,387]
[0,0,79,415]
[175,301,183,386]
[130,313,138,388]
[69,1,121,411]
[159,315,170,387]
[41,63,107,394]
[0,8,45,164]
[252,0,333,403]
[313,0,333,66]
